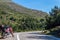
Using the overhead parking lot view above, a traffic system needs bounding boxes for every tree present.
[45,6,60,30]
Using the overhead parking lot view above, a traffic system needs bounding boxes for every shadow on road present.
[0,37,5,39]
[26,32,57,40]
[28,32,44,35]
[27,36,57,40]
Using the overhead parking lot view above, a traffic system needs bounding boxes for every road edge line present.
[17,34,20,40]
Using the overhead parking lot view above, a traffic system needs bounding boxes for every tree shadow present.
[27,36,57,40]
[0,37,5,39]
[47,29,60,38]
[28,32,44,35]
[27,32,57,40]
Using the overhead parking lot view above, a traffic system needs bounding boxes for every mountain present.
[0,1,47,18]
[0,1,48,31]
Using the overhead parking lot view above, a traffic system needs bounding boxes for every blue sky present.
[12,0,60,13]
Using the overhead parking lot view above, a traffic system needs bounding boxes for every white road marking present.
[17,34,20,40]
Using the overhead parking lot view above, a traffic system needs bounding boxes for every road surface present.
[0,31,60,40]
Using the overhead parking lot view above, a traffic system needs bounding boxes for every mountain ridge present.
[0,1,48,31]
[0,2,47,18]
[8,2,48,17]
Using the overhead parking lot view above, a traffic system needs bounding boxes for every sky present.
[12,0,60,13]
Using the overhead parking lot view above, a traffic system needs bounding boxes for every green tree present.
[45,6,60,30]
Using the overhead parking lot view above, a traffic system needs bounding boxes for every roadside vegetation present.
[0,4,60,38]
[0,2,46,32]
[0,8,45,32]
[44,6,60,38]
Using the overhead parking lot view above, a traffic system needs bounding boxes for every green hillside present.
[0,2,47,32]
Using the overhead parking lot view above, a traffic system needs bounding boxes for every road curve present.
[0,31,60,40]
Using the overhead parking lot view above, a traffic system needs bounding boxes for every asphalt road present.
[0,31,60,40]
